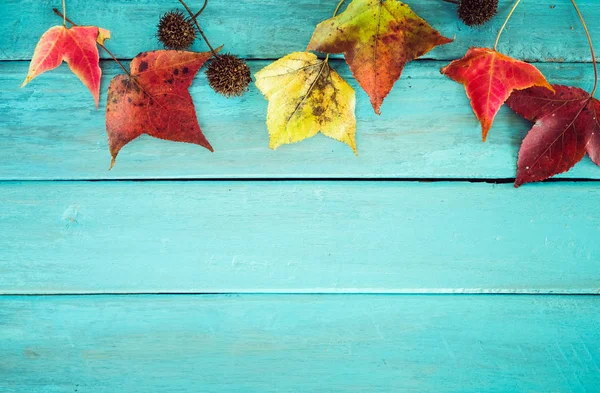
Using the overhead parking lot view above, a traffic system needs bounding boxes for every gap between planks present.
[2,290,600,296]
[2,178,600,183]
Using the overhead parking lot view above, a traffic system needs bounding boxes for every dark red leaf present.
[507,85,600,187]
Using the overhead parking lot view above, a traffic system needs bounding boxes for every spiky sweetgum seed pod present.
[206,54,252,98]
[458,0,498,26]
[157,10,196,50]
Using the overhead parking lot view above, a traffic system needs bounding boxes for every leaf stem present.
[570,0,597,97]
[442,0,460,4]
[493,0,521,51]
[62,0,66,26]
[324,0,346,63]
[52,8,131,77]
[178,0,219,57]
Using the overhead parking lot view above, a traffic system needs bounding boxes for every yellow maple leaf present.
[255,52,357,153]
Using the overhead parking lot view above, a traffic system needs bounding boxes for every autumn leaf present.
[106,49,219,168]
[441,47,553,141]
[255,52,356,152]
[506,85,600,187]
[307,0,452,114]
[22,25,110,108]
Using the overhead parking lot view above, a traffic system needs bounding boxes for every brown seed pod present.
[206,54,252,97]
[458,0,498,26]
[157,10,196,50]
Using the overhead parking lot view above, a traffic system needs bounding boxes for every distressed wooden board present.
[1,60,599,180]
[1,181,599,294]
[1,294,600,392]
[1,0,599,62]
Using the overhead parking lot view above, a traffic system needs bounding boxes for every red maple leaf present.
[106,49,219,168]
[441,47,553,141]
[22,25,109,108]
[507,85,600,187]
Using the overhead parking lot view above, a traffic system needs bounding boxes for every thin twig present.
[178,0,218,57]
[52,8,131,77]
[571,0,597,96]
[442,0,460,4]
[493,0,521,51]
[193,0,208,19]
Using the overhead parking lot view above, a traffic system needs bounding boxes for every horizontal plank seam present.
[1,291,599,296]
[2,178,600,183]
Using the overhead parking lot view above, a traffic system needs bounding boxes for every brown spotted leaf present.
[106,49,220,167]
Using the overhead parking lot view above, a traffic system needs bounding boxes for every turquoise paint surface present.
[1,181,599,294]
[1,0,599,391]
[2,295,600,393]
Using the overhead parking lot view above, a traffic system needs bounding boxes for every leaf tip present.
[346,138,358,155]
[543,82,556,94]
[20,77,32,88]
[372,101,382,115]
[481,121,492,142]
[97,28,111,46]
[109,157,116,170]
[513,178,524,188]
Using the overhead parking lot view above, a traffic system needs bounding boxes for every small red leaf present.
[441,47,553,141]
[106,49,219,168]
[507,85,600,187]
[22,25,107,108]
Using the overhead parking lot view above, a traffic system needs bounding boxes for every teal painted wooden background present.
[1,0,599,391]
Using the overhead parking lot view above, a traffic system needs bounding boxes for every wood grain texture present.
[1,181,599,294]
[2,60,599,180]
[1,0,599,62]
[1,294,600,392]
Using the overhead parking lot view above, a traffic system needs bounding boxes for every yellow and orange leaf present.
[255,52,357,153]
[307,0,452,114]
[441,47,553,141]
[22,25,109,108]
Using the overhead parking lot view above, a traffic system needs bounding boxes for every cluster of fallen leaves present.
[22,17,217,167]
[21,1,600,187]
[441,46,599,187]
[255,0,452,153]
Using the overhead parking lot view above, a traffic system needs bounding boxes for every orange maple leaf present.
[22,25,109,108]
[307,0,452,114]
[441,47,554,141]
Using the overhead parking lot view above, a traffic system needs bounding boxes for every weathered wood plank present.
[1,60,599,180]
[1,0,599,62]
[1,181,599,294]
[1,294,599,392]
